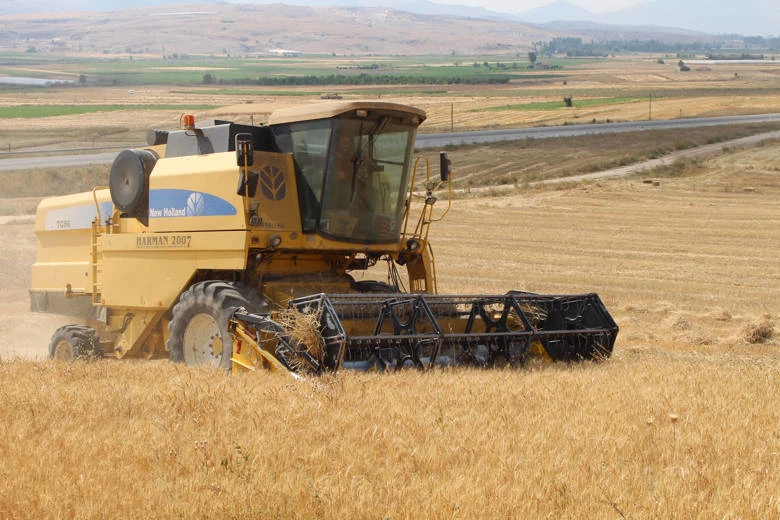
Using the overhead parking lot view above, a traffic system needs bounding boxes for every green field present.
[0,52,574,87]
[0,104,218,118]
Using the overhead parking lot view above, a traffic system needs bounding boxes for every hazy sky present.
[435,0,645,14]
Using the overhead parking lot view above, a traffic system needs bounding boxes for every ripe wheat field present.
[0,140,778,518]
[1,60,779,516]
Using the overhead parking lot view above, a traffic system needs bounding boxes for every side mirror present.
[236,133,257,197]
[237,169,259,197]
[236,133,254,167]
[439,151,452,182]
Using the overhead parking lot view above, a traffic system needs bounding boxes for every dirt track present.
[442,129,780,195]
[538,129,780,186]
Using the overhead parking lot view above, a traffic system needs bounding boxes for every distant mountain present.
[0,0,504,19]
[0,3,557,56]
[0,0,776,36]
[244,0,506,20]
[517,0,778,36]
[519,0,595,24]
[600,0,778,36]
[0,0,172,14]
[539,20,709,43]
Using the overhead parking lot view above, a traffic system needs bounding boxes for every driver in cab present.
[323,133,392,239]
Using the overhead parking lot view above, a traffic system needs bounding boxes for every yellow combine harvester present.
[30,101,617,373]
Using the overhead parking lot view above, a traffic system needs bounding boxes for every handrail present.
[92,186,110,225]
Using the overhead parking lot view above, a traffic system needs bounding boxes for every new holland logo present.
[260,165,286,201]
[186,192,205,216]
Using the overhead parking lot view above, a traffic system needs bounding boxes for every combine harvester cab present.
[30,101,617,373]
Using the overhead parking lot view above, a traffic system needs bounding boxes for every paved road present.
[0,151,120,172]
[1,113,779,172]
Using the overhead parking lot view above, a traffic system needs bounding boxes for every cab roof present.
[267,100,427,126]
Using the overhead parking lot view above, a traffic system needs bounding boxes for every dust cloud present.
[0,219,69,360]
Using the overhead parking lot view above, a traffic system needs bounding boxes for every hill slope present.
[0,3,554,56]
[2,0,777,36]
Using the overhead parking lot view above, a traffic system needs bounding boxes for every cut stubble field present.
[0,58,778,516]
[0,142,777,518]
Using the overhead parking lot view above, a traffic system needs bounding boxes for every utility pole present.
[648,93,652,121]
[450,103,454,133]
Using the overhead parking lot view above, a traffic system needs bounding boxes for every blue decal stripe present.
[149,189,237,218]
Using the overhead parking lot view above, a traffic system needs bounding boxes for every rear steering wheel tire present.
[167,281,266,370]
[48,325,101,362]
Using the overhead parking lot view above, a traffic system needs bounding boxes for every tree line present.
[536,36,780,57]
[202,73,511,86]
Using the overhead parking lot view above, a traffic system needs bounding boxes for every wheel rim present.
[52,339,73,361]
[182,313,224,367]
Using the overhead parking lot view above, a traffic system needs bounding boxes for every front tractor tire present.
[48,325,101,362]
[167,281,265,370]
